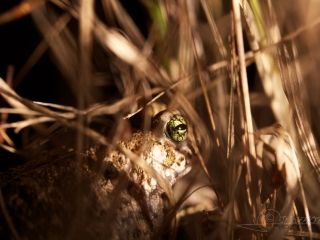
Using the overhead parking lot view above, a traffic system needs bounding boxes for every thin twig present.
[233,0,257,222]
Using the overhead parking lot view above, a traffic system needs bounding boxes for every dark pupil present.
[174,124,186,131]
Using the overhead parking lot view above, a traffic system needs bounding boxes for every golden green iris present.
[165,115,188,142]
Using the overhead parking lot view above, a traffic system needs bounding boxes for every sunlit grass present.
[1,0,320,239]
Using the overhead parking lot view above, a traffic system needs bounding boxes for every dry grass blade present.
[87,96,140,117]
[233,0,256,160]
[78,0,94,109]
[52,0,171,87]
[240,1,294,133]
[0,78,48,136]
[76,0,94,161]
[225,18,238,239]
[0,108,41,115]
[0,78,109,146]
[14,12,72,87]
[108,0,146,48]
[233,0,257,222]
[94,19,171,86]
[124,70,228,120]
[199,0,227,58]
[250,13,320,54]
[207,51,254,72]
[0,143,23,155]
[0,78,28,111]
[186,1,221,152]
[277,41,320,183]
[0,0,44,26]
[0,78,77,132]
[33,102,78,112]
[1,117,55,133]
[0,67,14,147]
[0,129,14,147]
[31,5,78,96]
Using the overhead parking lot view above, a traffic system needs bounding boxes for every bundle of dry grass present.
[1,0,320,239]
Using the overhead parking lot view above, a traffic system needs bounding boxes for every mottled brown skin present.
[0,110,194,240]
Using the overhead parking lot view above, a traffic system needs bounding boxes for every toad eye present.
[165,115,188,142]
